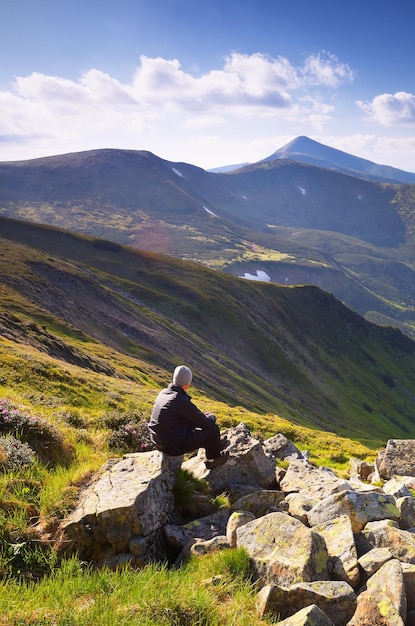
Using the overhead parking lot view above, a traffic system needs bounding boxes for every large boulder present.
[312,515,360,587]
[61,451,182,562]
[347,559,406,625]
[280,459,351,505]
[307,490,400,532]
[236,511,329,587]
[182,422,276,493]
[363,521,415,563]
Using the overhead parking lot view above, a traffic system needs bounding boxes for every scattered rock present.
[59,426,415,624]
[378,439,415,480]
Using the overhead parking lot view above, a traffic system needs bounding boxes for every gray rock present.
[262,432,302,461]
[256,580,356,625]
[307,489,399,532]
[363,521,415,563]
[379,439,415,480]
[236,511,329,587]
[348,559,406,625]
[61,451,182,560]
[164,509,230,548]
[312,515,360,588]
[183,422,276,492]
[349,458,375,482]
[230,489,285,516]
[226,510,256,548]
[280,459,350,505]
[271,604,334,625]
[190,535,230,556]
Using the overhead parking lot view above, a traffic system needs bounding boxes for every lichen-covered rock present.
[226,510,255,548]
[307,490,399,532]
[383,477,412,499]
[379,440,415,480]
[190,535,230,556]
[286,492,316,524]
[164,509,230,548]
[273,603,334,625]
[396,496,415,530]
[312,514,360,587]
[262,433,303,461]
[401,562,415,611]
[182,422,276,492]
[256,580,356,625]
[348,559,406,625]
[363,522,415,563]
[358,547,393,578]
[230,489,285,516]
[236,511,329,587]
[280,459,350,505]
[61,451,182,560]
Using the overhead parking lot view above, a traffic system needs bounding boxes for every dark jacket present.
[148,384,215,452]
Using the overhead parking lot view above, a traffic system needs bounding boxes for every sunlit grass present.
[0,549,267,626]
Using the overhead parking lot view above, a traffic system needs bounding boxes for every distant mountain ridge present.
[1,139,415,339]
[232,135,415,184]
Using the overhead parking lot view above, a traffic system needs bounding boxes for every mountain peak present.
[261,136,415,184]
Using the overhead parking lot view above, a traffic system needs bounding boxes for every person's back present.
[148,365,229,467]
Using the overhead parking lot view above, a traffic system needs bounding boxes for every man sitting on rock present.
[148,365,229,468]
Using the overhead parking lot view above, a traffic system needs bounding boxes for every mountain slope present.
[263,135,415,184]
[1,216,415,448]
[1,146,415,340]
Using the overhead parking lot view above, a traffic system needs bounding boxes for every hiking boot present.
[220,436,229,451]
[205,451,230,469]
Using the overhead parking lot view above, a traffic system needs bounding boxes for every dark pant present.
[162,422,222,459]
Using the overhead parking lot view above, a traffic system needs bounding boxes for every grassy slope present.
[2,152,415,341]
[1,216,415,449]
[1,218,415,622]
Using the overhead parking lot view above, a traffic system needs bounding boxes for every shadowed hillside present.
[1,148,415,340]
[1,216,415,448]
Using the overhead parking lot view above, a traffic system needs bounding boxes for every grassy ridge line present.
[1,217,415,447]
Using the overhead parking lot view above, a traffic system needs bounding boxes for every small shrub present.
[0,399,73,466]
[107,420,154,453]
[102,409,139,430]
[59,410,86,428]
[0,436,35,470]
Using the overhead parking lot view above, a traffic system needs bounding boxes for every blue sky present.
[1,0,415,171]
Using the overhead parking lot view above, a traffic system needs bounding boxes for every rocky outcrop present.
[182,422,276,492]
[60,428,415,624]
[60,451,182,564]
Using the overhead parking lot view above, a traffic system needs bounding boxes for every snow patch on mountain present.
[240,270,271,282]
[203,206,218,217]
[172,167,183,178]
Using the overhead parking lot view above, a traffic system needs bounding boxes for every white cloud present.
[3,51,413,171]
[357,91,415,126]
[302,51,355,87]
[130,53,296,110]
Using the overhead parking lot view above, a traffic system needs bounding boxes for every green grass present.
[0,216,414,621]
[0,549,268,626]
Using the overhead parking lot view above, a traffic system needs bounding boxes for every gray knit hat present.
[173,365,193,387]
